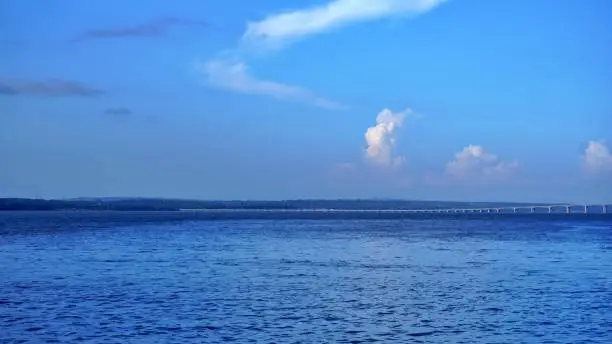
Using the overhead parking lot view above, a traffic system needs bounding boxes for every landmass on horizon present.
[0,197,567,212]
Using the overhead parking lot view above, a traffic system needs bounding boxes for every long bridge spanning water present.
[381,204,610,214]
[181,203,610,214]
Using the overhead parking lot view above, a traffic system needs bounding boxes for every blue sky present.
[1,0,611,202]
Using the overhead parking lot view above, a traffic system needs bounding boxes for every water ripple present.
[1,212,611,343]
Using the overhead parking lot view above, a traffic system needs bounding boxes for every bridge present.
[381,204,610,214]
[181,204,610,214]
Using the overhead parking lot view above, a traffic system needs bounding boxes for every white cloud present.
[243,0,448,50]
[201,58,344,109]
[201,0,450,107]
[582,140,612,174]
[364,108,413,167]
[445,145,519,182]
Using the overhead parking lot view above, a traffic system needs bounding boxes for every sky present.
[1,0,611,203]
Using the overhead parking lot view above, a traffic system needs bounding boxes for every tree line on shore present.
[0,198,530,211]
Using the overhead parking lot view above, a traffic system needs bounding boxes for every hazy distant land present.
[0,198,551,212]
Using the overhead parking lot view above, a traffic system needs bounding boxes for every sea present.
[1,210,611,343]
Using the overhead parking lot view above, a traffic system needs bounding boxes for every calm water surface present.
[1,211,611,343]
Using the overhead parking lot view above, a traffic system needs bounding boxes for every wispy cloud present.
[0,78,104,97]
[104,107,132,116]
[202,0,447,108]
[242,0,448,50]
[582,140,612,175]
[201,58,344,109]
[364,108,418,167]
[70,16,207,43]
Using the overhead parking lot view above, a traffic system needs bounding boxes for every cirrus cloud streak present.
[202,0,449,108]
[243,0,448,50]
[0,78,104,97]
[201,58,344,109]
[70,16,207,43]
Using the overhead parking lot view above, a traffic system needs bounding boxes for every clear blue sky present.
[1,0,611,203]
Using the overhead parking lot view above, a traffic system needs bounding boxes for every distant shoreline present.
[0,197,567,212]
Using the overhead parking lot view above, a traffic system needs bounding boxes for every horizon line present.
[1,196,607,206]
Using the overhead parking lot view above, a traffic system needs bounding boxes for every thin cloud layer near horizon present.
[1,0,611,203]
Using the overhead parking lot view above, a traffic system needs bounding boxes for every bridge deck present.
[181,204,610,214]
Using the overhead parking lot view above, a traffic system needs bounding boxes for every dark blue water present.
[1,211,611,343]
